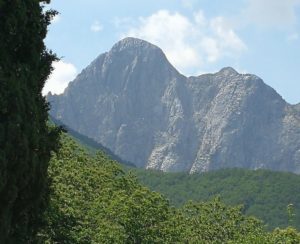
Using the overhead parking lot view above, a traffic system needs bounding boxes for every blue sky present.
[44,0,300,104]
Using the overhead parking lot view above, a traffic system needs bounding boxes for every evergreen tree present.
[0,0,60,242]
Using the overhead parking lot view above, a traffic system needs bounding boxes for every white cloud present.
[90,21,103,32]
[200,37,220,63]
[126,10,200,70]
[122,10,246,74]
[210,17,246,52]
[244,0,300,28]
[43,61,77,95]
[194,10,206,27]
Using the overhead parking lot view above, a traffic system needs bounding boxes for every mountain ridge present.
[48,37,300,173]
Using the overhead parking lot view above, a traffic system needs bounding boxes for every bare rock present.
[48,37,300,173]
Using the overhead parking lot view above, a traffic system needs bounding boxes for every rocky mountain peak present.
[218,67,239,76]
[99,37,175,80]
[111,37,160,52]
[48,38,300,174]
[108,37,166,61]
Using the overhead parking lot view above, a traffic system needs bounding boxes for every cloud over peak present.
[123,10,246,75]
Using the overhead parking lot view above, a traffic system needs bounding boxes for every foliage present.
[37,134,300,243]
[175,198,263,243]
[67,125,300,231]
[133,167,300,230]
[38,135,178,243]
[0,0,60,242]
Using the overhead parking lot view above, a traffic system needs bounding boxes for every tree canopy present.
[133,167,300,230]
[37,134,300,243]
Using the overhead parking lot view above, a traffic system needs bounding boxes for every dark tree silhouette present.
[0,0,60,242]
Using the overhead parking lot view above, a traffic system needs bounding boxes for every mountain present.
[49,115,136,167]
[48,37,300,173]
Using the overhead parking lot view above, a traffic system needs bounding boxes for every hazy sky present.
[44,0,300,104]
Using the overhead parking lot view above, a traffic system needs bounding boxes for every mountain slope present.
[133,168,300,230]
[48,37,300,173]
[49,115,136,167]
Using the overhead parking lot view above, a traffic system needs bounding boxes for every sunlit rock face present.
[48,37,300,173]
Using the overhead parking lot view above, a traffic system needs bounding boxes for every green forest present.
[133,167,300,230]
[37,134,300,243]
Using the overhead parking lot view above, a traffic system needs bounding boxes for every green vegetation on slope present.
[50,115,136,167]
[0,1,60,242]
[66,126,300,231]
[37,134,300,243]
[133,168,300,230]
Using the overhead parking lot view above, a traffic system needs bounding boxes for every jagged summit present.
[48,38,300,174]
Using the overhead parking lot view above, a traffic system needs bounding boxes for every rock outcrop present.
[48,37,300,173]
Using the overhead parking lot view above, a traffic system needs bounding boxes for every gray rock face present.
[48,37,300,173]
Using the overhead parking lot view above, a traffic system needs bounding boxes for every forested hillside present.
[36,133,300,243]
[133,168,300,230]
[66,126,300,231]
